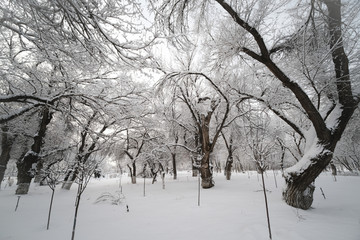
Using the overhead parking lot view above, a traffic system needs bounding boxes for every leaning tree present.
[152,0,360,209]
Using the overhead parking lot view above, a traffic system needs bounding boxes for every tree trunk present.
[16,151,38,194]
[62,167,78,190]
[283,144,333,209]
[200,152,214,188]
[131,161,136,184]
[283,181,316,210]
[282,0,358,209]
[0,125,14,187]
[34,159,46,185]
[16,107,52,194]
[127,164,136,184]
[330,162,337,176]
[191,155,199,177]
[225,158,233,180]
[171,153,177,180]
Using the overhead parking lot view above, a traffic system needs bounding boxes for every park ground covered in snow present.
[1,171,359,240]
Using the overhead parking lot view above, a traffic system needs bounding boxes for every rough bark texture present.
[283,147,334,209]
[225,159,232,181]
[16,107,52,194]
[283,183,316,210]
[215,0,357,209]
[199,112,214,188]
[282,0,358,209]
[61,168,78,190]
[223,134,233,180]
[0,126,14,186]
[200,152,214,188]
[34,159,46,185]
[171,153,177,180]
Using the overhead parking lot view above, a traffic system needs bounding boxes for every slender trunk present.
[127,164,136,184]
[47,189,55,230]
[0,125,14,187]
[171,153,177,180]
[225,155,233,180]
[132,161,136,183]
[261,171,272,240]
[161,172,165,189]
[71,186,82,240]
[16,107,52,194]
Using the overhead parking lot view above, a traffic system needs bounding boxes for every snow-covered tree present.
[151,0,360,209]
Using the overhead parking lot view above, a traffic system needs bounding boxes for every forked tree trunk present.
[199,110,216,188]
[282,0,358,210]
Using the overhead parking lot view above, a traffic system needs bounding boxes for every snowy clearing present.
[1,172,359,240]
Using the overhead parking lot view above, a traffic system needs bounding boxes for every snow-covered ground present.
[1,171,359,240]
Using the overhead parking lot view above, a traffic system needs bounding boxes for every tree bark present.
[199,111,214,188]
[200,152,214,188]
[171,152,177,180]
[283,142,334,209]
[225,157,233,180]
[127,163,137,184]
[0,125,14,187]
[16,107,52,194]
[282,0,358,209]
[212,0,358,209]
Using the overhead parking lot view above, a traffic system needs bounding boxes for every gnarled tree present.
[152,0,359,208]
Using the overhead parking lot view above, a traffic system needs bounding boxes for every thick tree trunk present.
[200,152,214,188]
[0,126,14,187]
[283,181,316,210]
[283,144,333,209]
[16,107,52,194]
[34,159,46,185]
[283,0,358,209]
